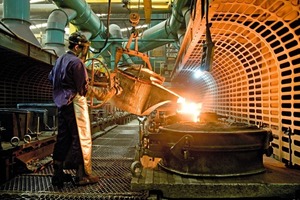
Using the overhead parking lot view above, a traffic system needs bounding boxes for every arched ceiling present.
[168,0,299,166]
[172,0,299,113]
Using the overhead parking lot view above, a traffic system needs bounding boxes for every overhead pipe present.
[44,8,77,56]
[46,0,185,67]
[85,24,126,68]
[177,7,191,48]
[1,0,41,47]
[45,0,122,61]
[45,0,105,56]
[129,0,188,52]
[166,7,191,51]
[0,4,58,17]
[0,4,171,21]
[52,0,107,49]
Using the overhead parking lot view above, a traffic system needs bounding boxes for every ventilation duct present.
[45,0,188,63]
[45,0,109,56]
[129,0,188,52]
[44,8,77,56]
[1,0,41,47]
[52,0,106,43]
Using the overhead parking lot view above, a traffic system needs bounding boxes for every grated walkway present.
[0,119,149,200]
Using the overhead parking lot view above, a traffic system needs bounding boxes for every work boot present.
[75,164,99,186]
[52,160,73,188]
[52,160,64,188]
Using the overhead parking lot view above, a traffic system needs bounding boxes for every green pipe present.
[129,0,188,52]
[3,0,29,20]
[2,0,41,47]
[53,0,106,40]
[44,9,77,56]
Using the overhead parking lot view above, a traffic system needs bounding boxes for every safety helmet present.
[68,31,88,45]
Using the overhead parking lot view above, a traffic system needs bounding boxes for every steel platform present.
[0,120,148,200]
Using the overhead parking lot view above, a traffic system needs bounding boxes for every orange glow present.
[177,97,202,122]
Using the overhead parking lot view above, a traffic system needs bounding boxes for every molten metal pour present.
[82,13,271,178]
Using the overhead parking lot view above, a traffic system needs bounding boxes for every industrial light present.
[96,14,108,17]
[30,0,46,3]
[126,0,171,10]
[120,24,148,32]
[30,23,70,35]
[127,4,170,9]
[194,69,204,79]
[30,23,47,30]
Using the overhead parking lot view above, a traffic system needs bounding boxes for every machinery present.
[132,111,274,177]
[88,13,276,180]
[0,10,180,185]
[87,13,181,116]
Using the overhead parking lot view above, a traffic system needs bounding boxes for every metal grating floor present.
[0,120,148,200]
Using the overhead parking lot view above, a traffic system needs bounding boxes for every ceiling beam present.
[143,0,152,24]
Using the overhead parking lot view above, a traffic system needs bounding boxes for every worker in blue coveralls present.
[48,31,99,188]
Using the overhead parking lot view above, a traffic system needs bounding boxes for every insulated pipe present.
[0,4,171,17]
[0,4,58,16]
[122,54,134,65]
[129,0,188,52]
[44,8,77,56]
[85,24,125,68]
[1,0,41,47]
[47,0,111,55]
[52,0,106,41]
[45,0,106,56]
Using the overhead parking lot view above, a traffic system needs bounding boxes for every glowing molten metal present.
[177,97,202,122]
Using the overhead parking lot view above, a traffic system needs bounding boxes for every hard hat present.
[68,32,88,45]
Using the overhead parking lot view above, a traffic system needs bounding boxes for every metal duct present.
[0,4,58,15]
[129,0,188,52]
[177,7,191,46]
[1,0,41,47]
[45,0,187,67]
[45,0,113,57]
[109,24,122,39]
[85,24,125,68]
[0,3,171,17]
[52,0,106,41]
[44,8,77,56]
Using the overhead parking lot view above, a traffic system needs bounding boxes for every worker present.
[48,31,99,188]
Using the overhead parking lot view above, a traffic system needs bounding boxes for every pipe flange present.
[10,136,20,147]
[24,134,32,143]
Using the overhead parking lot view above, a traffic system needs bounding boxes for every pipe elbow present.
[47,8,77,30]
[45,8,77,56]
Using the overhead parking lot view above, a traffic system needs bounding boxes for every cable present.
[90,0,111,54]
